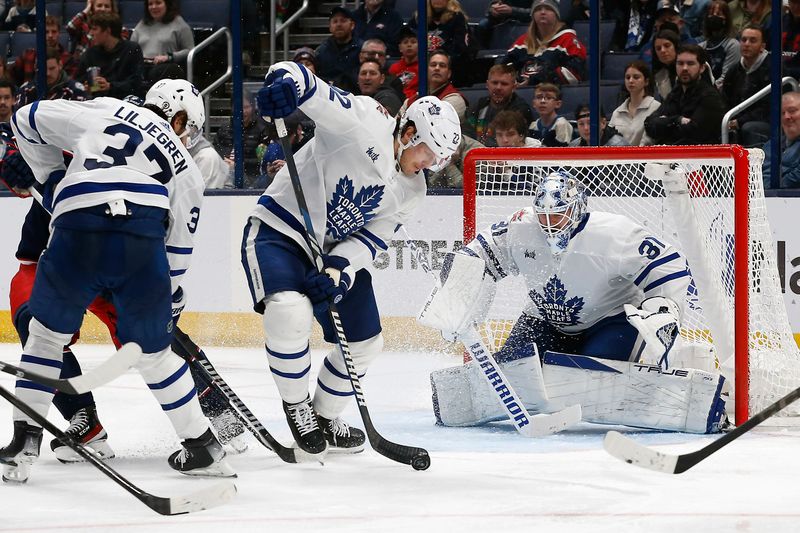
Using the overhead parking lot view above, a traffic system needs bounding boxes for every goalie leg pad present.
[262,291,314,404]
[542,352,726,433]
[430,350,551,426]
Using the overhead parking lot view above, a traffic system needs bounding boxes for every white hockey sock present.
[266,343,312,404]
[314,334,382,419]
[137,348,208,439]
[262,291,314,404]
[13,319,72,425]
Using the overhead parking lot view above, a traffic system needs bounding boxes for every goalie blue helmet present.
[533,170,588,254]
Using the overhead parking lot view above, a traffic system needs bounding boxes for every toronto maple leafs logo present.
[327,175,384,241]
[428,103,441,115]
[529,276,585,327]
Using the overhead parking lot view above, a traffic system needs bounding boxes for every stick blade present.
[156,481,237,515]
[67,342,142,394]
[527,403,582,437]
[603,430,679,473]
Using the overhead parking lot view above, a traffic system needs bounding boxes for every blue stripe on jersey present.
[634,252,682,286]
[16,380,56,394]
[360,228,388,250]
[270,364,311,379]
[169,269,187,277]
[13,111,38,145]
[266,346,308,360]
[28,101,47,144]
[462,247,479,258]
[297,64,317,105]
[55,182,168,206]
[477,234,507,278]
[543,351,623,373]
[643,269,691,292]
[147,362,189,390]
[258,195,307,238]
[351,233,377,259]
[166,245,193,254]
[317,378,355,397]
[20,354,62,369]
[161,387,196,411]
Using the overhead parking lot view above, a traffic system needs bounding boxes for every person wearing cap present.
[293,47,317,75]
[466,63,534,146]
[353,0,403,56]
[408,0,473,87]
[502,0,586,87]
[637,3,698,68]
[315,6,364,91]
[569,104,627,147]
[388,25,419,100]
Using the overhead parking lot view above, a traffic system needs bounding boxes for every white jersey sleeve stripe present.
[26,101,48,145]
[296,64,317,104]
[350,233,377,259]
[12,106,42,145]
[643,270,691,293]
[476,233,508,279]
[633,251,682,286]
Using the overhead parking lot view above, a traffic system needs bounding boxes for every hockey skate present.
[317,415,365,454]
[50,407,115,463]
[283,396,327,456]
[0,421,43,483]
[168,428,236,477]
[211,409,248,454]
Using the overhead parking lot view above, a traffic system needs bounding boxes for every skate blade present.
[326,444,365,454]
[2,457,34,483]
[54,441,115,464]
[177,459,238,478]
[292,442,328,464]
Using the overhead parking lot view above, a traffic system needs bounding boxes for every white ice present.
[0,343,798,533]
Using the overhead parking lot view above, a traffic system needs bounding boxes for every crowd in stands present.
[2,0,799,190]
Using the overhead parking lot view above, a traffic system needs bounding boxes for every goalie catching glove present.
[303,255,355,315]
[624,296,680,369]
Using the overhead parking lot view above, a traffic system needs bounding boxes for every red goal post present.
[462,145,798,425]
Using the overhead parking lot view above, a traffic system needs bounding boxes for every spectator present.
[784,0,800,79]
[426,134,484,188]
[483,110,541,192]
[637,3,698,67]
[78,12,144,98]
[698,0,740,88]
[17,47,87,107]
[189,134,233,190]
[353,0,403,56]
[681,0,711,37]
[569,104,628,146]
[0,80,15,123]
[609,0,658,52]
[260,112,307,188]
[652,27,680,100]
[476,0,533,49]
[609,60,661,146]
[388,25,419,100]
[409,0,473,86]
[3,0,39,31]
[503,0,587,87]
[10,16,79,87]
[67,0,129,60]
[398,50,469,127]
[131,0,194,86]
[467,63,534,146]
[357,59,403,116]
[762,92,800,189]
[492,109,541,148]
[358,39,404,99]
[528,82,573,146]
[728,0,770,37]
[292,47,317,74]
[644,44,727,145]
[315,7,363,91]
[721,24,770,147]
[214,92,269,189]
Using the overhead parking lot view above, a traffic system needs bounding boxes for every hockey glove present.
[303,255,355,315]
[171,286,186,328]
[258,70,299,119]
[0,149,35,195]
[624,296,681,370]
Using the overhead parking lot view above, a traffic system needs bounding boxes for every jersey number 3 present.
[84,123,172,184]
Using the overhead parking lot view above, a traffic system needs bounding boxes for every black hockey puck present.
[411,452,430,471]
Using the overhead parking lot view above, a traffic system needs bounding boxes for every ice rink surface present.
[0,342,798,533]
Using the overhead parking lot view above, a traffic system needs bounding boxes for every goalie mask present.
[398,96,461,172]
[533,171,588,255]
[145,79,205,148]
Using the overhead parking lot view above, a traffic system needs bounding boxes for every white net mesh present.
[466,146,800,420]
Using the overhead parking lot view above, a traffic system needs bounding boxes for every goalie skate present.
[0,421,43,483]
[168,428,236,478]
[50,407,115,463]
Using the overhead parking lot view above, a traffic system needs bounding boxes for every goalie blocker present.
[431,351,727,434]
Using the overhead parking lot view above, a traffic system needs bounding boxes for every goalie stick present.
[274,117,430,471]
[171,327,318,464]
[603,384,800,474]
[400,229,582,437]
[0,343,142,395]
[0,383,236,515]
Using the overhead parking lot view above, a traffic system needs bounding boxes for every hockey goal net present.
[463,145,800,425]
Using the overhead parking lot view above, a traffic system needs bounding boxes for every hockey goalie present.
[418,170,728,434]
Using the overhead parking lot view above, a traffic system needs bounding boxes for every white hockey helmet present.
[145,79,205,147]
[533,170,588,255]
[398,96,461,171]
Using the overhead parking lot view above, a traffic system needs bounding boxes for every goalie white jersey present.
[464,207,692,333]
[252,61,426,272]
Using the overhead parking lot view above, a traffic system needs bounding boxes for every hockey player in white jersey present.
[0,87,236,481]
[245,61,460,457]
[419,171,727,434]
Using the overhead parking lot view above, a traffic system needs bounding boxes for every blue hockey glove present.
[258,71,298,119]
[303,256,355,314]
[171,286,186,328]
[0,149,35,193]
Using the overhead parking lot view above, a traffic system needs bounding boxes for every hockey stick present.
[400,229,582,437]
[0,343,142,395]
[274,117,430,471]
[603,384,800,473]
[171,327,318,464]
[0,383,236,515]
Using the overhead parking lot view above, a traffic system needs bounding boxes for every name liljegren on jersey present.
[112,106,189,175]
